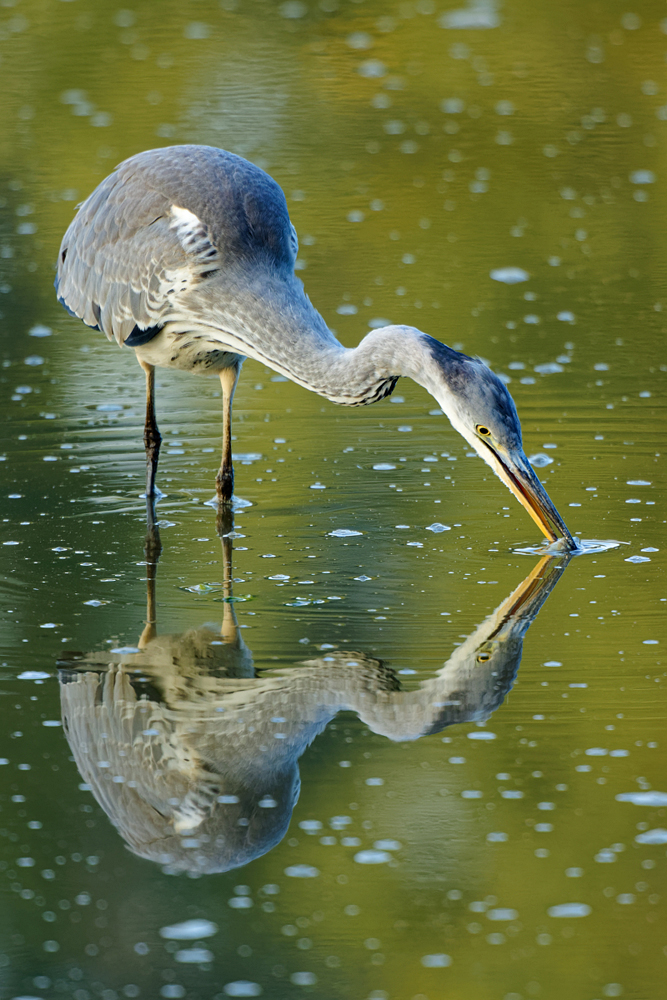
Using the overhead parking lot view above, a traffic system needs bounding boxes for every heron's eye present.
[477,651,491,662]
[476,425,491,437]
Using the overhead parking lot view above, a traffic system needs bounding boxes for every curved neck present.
[200,269,459,407]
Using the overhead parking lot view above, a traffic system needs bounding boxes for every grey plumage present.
[56,144,575,544]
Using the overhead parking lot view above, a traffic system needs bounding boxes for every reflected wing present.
[60,667,215,846]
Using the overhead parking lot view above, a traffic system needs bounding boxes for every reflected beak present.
[488,445,576,547]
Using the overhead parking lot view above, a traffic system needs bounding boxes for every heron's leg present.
[216,365,240,504]
[139,359,161,498]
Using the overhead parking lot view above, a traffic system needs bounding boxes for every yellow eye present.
[477,652,491,662]
[476,425,491,437]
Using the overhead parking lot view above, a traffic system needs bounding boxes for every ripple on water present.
[514,538,623,556]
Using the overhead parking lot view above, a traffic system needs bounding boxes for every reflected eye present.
[476,425,491,437]
[477,652,491,662]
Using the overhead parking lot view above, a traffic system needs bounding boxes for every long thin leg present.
[216,364,241,504]
[138,497,162,648]
[139,359,161,498]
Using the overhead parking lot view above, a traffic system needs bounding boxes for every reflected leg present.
[216,364,241,504]
[139,358,161,498]
[139,497,162,648]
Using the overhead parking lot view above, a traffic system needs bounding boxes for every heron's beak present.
[488,446,576,548]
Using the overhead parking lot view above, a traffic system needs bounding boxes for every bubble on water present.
[635,828,667,844]
[372,463,396,471]
[627,480,651,486]
[24,355,44,366]
[557,311,576,322]
[440,1,501,29]
[426,522,451,532]
[175,947,214,963]
[18,671,50,680]
[534,362,563,374]
[159,919,218,940]
[228,897,253,909]
[29,324,52,337]
[421,953,452,967]
[630,170,655,184]
[625,555,650,563]
[290,973,317,986]
[490,266,529,284]
[617,791,667,807]
[529,453,553,467]
[468,731,496,740]
[284,865,319,878]
[354,850,392,864]
[486,832,508,842]
[547,903,591,918]
[373,839,401,850]
[329,528,363,537]
[487,908,518,921]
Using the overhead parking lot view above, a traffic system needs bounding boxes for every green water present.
[0,1,665,999]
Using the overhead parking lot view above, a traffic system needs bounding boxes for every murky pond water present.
[0,2,665,999]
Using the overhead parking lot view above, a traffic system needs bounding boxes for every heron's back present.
[55,145,298,346]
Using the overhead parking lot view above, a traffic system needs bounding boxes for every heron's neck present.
[206,271,462,409]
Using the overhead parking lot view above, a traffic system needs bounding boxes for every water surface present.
[0,2,665,999]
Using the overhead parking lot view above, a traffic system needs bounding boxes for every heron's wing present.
[55,160,219,346]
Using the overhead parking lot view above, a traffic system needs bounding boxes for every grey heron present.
[56,144,574,546]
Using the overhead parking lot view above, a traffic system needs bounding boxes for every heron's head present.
[427,340,575,546]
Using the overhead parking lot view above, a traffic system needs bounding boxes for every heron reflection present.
[58,518,571,874]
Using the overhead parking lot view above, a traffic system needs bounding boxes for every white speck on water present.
[354,575,372,582]
[228,897,253,909]
[636,828,667,844]
[643,639,659,645]
[557,311,576,322]
[24,355,44,366]
[397,425,412,432]
[299,820,322,833]
[284,865,320,878]
[354,850,392,864]
[426,522,451,532]
[42,720,61,727]
[585,748,608,756]
[487,832,508,842]
[421,953,452,967]
[627,480,651,486]
[369,317,392,328]
[594,362,609,371]
[366,777,384,786]
[617,791,667,806]
[547,903,591,918]
[501,790,524,799]
[468,731,496,740]
[529,453,554,467]
[16,857,35,867]
[83,600,109,607]
[18,671,50,680]
[268,574,290,581]
[544,661,562,667]
[39,623,57,629]
[534,362,563,374]
[110,646,140,654]
[223,983,263,997]
[462,790,483,798]
[337,303,358,314]
[524,315,541,325]
[407,541,423,547]
[372,463,396,471]
[309,483,325,490]
[630,170,655,184]
[487,908,518,921]
[625,555,650,563]
[329,528,363,537]
[175,947,214,963]
[290,973,317,986]
[159,919,218,940]
[374,839,402,851]
[595,850,617,863]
